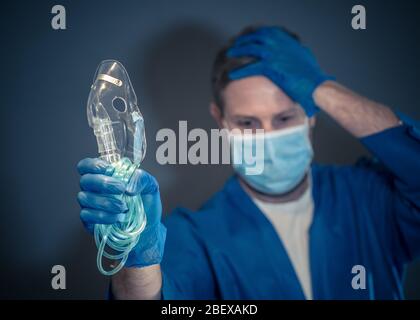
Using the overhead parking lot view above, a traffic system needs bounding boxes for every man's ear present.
[210,102,224,129]
[309,116,316,128]
[308,115,316,142]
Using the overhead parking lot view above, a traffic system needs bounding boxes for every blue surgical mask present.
[230,120,313,195]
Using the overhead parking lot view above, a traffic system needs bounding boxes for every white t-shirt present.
[252,184,314,300]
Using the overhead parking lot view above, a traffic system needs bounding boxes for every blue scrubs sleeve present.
[160,210,218,299]
[360,112,420,261]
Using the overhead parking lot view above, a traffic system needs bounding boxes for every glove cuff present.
[125,223,167,268]
[302,73,335,117]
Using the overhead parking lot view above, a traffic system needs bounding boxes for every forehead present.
[222,76,299,116]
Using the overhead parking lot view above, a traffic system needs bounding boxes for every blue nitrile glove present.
[77,157,166,268]
[227,26,333,117]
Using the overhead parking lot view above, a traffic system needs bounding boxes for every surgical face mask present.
[229,121,313,195]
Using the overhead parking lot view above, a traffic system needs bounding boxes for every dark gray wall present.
[1,0,419,299]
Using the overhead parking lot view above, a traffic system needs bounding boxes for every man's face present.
[220,76,310,132]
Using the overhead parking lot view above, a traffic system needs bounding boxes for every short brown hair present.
[211,25,300,114]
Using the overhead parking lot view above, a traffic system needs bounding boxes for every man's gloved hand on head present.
[227,26,333,117]
[77,157,166,268]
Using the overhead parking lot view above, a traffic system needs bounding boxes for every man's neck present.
[239,173,310,204]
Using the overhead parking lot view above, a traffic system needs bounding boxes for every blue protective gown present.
[161,114,420,299]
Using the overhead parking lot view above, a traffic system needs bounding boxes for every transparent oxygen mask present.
[86,60,147,276]
[87,60,146,165]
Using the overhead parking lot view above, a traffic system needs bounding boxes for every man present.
[77,26,420,299]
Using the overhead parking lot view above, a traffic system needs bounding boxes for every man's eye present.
[237,119,255,127]
[275,115,293,123]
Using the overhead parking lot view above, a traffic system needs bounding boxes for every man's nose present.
[261,121,275,133]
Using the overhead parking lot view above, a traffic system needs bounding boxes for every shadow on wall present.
[132,23,233,215]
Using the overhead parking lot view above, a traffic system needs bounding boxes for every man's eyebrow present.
[231,115,259,120]
[274,109,299,117]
